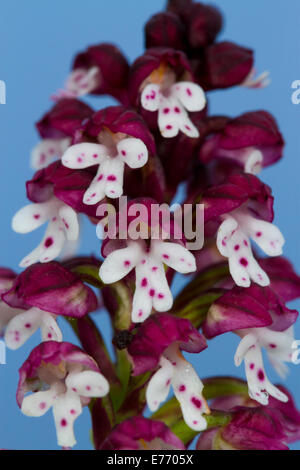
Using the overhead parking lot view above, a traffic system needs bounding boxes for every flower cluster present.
[2,0,300,451]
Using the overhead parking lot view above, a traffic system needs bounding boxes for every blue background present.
[0,0,300,450]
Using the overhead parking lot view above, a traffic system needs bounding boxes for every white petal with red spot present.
[166,347,208,432]
[4,307,63,350]
[99,241,144,284]
[62,142,107,168]
[146,356,174,412]
[12,200,60,233]
[141,84,161,111]
[52,391,83,448]
[236,214,285,257]
[40,312,63,343]
[63,137,148,206]
[158,96,182,138]
[257,326,298,379]
[146,346,209,431]
[31,138,70,170]
[149,262,173,313]
[117,138,148,169]
[141,79,205,138]
[13,198,80,267]
[64,67,100,98]
[66,370,109,397]
[151,240,196,274]
[171,82,206,112]
[131,250,176,322]
[58,205,79,241]
[132,257,156,323]
[102,157,125,199]
[21,388,58,417]
[234,329,291,405]
[217,216,270,287]
[5,308,42,350]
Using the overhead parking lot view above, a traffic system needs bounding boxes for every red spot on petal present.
[149,289,155,297]
[240,257,248,267]
[44,237,53,248]
[40,402,46,410]
[191,397,201,409]
[269,343,277,349]
[166,125,172,130]
[163,254,169,259]
[256,232,262,237]
[158,293,164,299]
[141,278,148,287]
[250,363,255,370]
[234,244,240,251]
[174,107,180,113]
[107,175,116,181]
[34,214,40,219]
[121,150,126,156]
[179,385,186,392]
[186,88,192,96]
[163,108,170,114]
[61,419,67,427]
[62,218,69,229]
[258,370,265,381]
[124,260,131,267]
[25,323,31,329]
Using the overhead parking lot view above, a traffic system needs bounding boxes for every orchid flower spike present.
[128,313,209,431]
[18,342,109,448]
